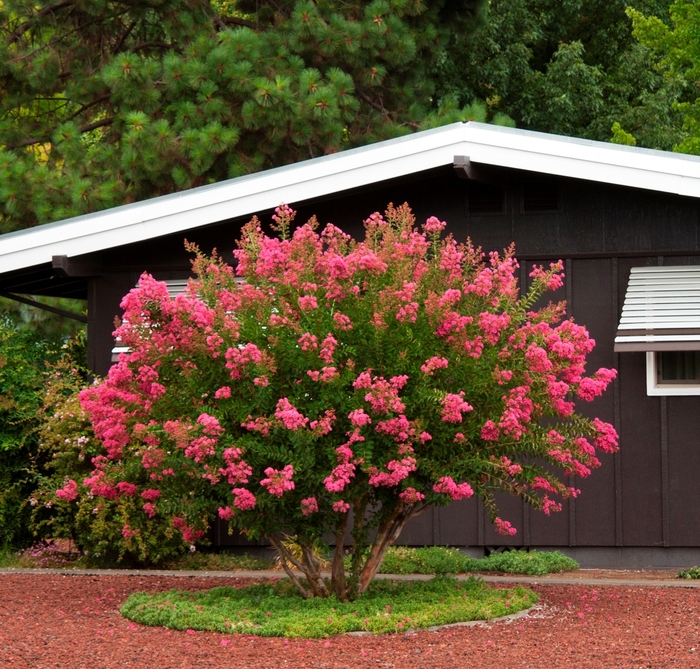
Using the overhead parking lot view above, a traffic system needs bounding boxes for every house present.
[3,121,700,568]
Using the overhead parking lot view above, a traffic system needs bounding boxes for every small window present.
[468,183,504,214]
[522,180,559,212]
[646,351,700,396]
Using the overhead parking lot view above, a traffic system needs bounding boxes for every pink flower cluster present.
[56,480,78,502]
[260,465,295,497]
[494,517,517,536]
[399,487,425,504]
[219,448,252,485]
[441,392,473,423]
[232,487,257,510]
[420,356,449,375]
[433,476,474,500]
[274,398,309,430]
[301,497,319,515]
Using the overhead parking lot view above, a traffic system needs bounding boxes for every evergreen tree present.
[0,0,488,232]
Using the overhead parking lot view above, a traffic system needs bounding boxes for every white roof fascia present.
[2,121,700,274]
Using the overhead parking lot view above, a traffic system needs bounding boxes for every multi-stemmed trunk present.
[270,500,429,601]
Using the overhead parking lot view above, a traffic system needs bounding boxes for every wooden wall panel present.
[570,259,617,546]
[667,397,700,545]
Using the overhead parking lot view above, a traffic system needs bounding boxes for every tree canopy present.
[432,0,688,151]
[0,0,488,232]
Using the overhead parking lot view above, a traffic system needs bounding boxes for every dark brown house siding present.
[80,165,700,567]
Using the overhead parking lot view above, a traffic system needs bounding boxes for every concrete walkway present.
[2,567,698,588]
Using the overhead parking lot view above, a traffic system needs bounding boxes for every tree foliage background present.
[0,0,490,233]
[433,0,688,151]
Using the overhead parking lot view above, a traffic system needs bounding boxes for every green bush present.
[0,319,66,548]
[677,566,700,579]
[463,549,579,575]
[375,546,578,576]
[121,576,538,637]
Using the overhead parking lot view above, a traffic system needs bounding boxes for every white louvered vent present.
[111,277,243,361]
[614,266,700,352]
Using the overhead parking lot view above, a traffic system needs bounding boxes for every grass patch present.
[121,576,537,638]
[678,566,700,579]
[377,546,578,576]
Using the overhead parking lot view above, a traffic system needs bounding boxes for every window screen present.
[658,351,700,383]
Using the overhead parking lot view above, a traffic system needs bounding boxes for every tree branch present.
[7,117,113,150]
[357,89,388,116]
[5,1,74,45]
[219,15,260,30]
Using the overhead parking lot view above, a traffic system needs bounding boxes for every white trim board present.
[3,121,700,275]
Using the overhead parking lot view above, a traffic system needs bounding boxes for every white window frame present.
[646,351,700,396]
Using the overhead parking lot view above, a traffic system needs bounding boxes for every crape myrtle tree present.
[60,204,618,600]
[0,0,488,232]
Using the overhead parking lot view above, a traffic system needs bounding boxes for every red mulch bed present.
[2,573,700,668]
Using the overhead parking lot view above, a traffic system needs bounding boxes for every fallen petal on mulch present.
[1,573,699,668]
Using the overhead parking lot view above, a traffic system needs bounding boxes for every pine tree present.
[0,0,488,232]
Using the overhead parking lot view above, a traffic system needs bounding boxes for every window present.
[616,266,700,396]
[646,351,700,396]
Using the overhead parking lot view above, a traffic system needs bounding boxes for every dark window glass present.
[658,351,700,383]
[468,183,504,214]
[522,181,559,212]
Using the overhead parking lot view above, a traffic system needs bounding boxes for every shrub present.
[0,319,66,548]
[677,566,700,579]
[61,203,617,599]
[464,549,579,575]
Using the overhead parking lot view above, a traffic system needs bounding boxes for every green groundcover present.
[121,576,538,638]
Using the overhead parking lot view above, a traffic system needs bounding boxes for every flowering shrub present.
[68,203,617,599]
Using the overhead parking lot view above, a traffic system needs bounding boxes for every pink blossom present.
[117,481,138,497]
[433,476,474,500]
[478,312,511,345]
[494,517,517,536]
[231,488,257,510]
[368,457,417,487]
[140,488,161,501]
[260,465,295,497]
[298,295,318,311]
[592,418,619,453]
[333,312,353,330]
[56,480,79,502]
[218,506,235,520]
[421,356,449,375]
[122,525,139,539]
[274,398,309,430]
[441,392,473,423]
[333,500,350,513]
[319,334,338,364]
[324,462,356,493]
[197,413,223,436]
[419,431,432,443]
[541,496,562,515]
[399,487,426,504]
[423,216,446,233]
[253,376,269,387]
[481,420,500,441]
[219,448,252,485]
[309,409,336,436]
[142,502,157,518]
[298,332,318,351]
[348,409,372,427]
[215,386,232,399]
[301,497,319,515]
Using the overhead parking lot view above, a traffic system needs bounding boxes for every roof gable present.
[2,121,700,274]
